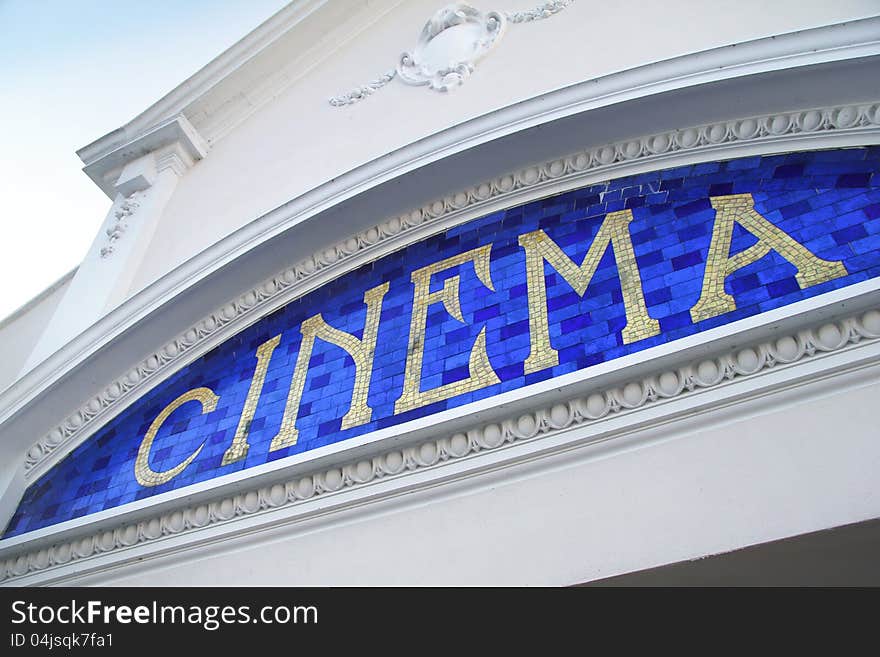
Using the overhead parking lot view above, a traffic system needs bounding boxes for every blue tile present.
[837,173,872,188]
[9,146,880,537]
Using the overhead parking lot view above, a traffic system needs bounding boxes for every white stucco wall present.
[127,0,880,296]
[0,272,72,391]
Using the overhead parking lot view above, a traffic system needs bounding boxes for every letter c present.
[134,387,219,487]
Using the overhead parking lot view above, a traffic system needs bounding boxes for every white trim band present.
[2,295,879,584]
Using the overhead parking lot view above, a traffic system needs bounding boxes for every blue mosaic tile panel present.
[6,146,880,537]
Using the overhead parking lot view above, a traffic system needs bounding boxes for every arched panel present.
[6,146,880,537]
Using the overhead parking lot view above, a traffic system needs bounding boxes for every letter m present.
[518,210,659,374]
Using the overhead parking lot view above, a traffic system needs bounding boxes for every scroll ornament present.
[328,1,574,106]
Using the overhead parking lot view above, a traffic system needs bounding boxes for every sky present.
[0,0,291,322]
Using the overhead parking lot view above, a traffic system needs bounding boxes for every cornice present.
[2,303,879,584]
[80,116,209,199]
[75,0,334,170]
[16,100,880,483]
[76,1,423,167]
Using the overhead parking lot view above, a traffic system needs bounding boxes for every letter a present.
[690,193,847,323]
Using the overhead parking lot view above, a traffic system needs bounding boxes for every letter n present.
[267,281,390,452]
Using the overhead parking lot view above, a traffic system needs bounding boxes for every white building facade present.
[1,0,880,585]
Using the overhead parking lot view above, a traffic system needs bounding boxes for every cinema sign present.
[7,148,879,536]
[140,192,845,486]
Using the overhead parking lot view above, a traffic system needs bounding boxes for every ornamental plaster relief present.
[99,193,142,259]
[329,1,573,105]
[99,150,190,259]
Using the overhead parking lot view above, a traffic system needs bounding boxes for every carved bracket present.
[329,1,573,106]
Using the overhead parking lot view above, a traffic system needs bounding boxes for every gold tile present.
[269,281,390,451]
[518,209,660,374]
[134,387,219,487]
[690,193,848,322]
[394,245,500,414]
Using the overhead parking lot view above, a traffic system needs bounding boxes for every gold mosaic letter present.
[134,387,219,487]
[518,210,660,374]
[690,193,848,322]
[221,334,282,465]
[269,281,390,451]
[394,245,501,414]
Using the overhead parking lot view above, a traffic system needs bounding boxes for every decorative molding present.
[156,150,189,178]
[397,4,506,92]
[328,69,397,107]
[74,0,336,165]
[4,305,880,583]
[506,0,573,23]
[329,1,571,106]
[20,101,880,480]
[99,193,142,259]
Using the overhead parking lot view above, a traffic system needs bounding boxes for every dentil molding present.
[18,101,880,482]
[3,304,880,584]
[329,1,573,105]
